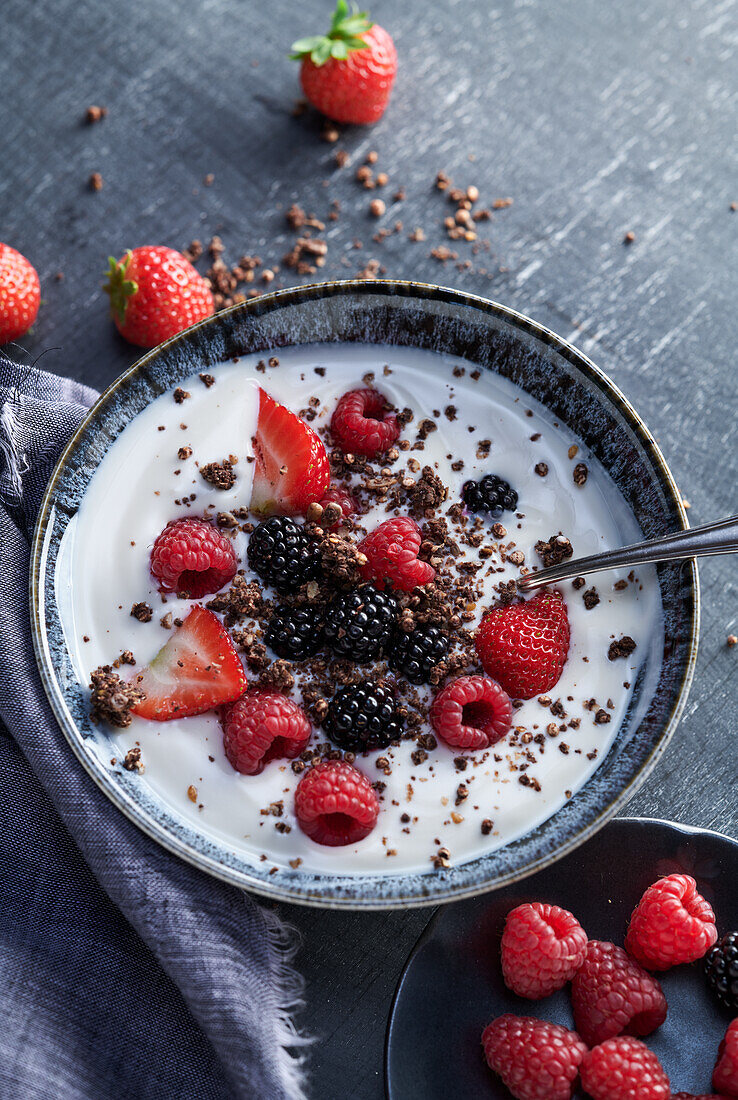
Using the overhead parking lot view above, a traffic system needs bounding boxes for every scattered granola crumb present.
[481,818,494,835]
[573,462,588,486]
[122,746,144,773]
[535,534,573,568]
[187,784,198,802]
[85,105,108,124]
[200,459,236,490]
[623,231,636,244]
[583,588,600,610]
[199,373,215,388]
[608,636,637,661]
[728,634,738,647]
[534,462,548,477]
[369,198,386,217]
[131,602,153,623]
[88,172,103,192]
[90,666,145,728]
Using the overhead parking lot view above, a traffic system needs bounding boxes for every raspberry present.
[265,606,324,660]
[319,487,358,527]
[294,759,379,846]
[220,690,311,776]
[429,675,512,750]
[579,1037,670,1100]
[501,902,588,999]
[150,517,237,598]
[247,516,321,593]
[387,624,449,684]
[475,591,570,700]
[462,473,518,516]
[713,1019,738,1096]
[481,1014,587,1100]
[323,585,398,661]
[358,516,435,592]
[624,874,718,970]
[705,931,738,1012]
[330,387,400,457]
[571,940,667,1047]
[323,682,403,752]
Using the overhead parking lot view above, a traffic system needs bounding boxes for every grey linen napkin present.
[0,355,308,1100]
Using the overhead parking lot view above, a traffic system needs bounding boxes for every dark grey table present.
[3,1,737,1096]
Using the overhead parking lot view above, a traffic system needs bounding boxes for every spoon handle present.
[517,514,738,593]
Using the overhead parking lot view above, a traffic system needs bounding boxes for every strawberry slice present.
[250,387,330,515]
[131,606,246,721]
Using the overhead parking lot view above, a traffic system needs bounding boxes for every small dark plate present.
[386,817,738,1099]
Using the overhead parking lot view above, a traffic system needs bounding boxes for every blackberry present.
[265,607,324,660]
[323,682,404,752]
[323,585,398,662]
[705,931,738,1012]
[388,625,449,685]
[247,516,321,593]
[462,474,518,516]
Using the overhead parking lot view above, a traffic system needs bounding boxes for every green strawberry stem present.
[290,0,374,66]
[103,251,138,324]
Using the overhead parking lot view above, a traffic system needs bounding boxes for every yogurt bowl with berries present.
[33,281,697,907]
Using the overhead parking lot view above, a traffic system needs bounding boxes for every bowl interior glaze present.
[31,281,698,908]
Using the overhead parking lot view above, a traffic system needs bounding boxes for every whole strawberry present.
[0,244,40,344]
[103,246,214,348]
[291,1,397,125]
[475,590,570,699]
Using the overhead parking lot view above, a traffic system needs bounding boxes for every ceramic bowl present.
[30,280,698,908]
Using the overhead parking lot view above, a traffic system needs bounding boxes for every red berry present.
[132,605,246,721]
[501,902,588,999]
[220,690,311,776]
[571,940,667,1047]
[475,591,570,699]
[292,4,397,125]
[580,1036,670,1100]
[103,246,214,348]
[150,517,237,598]
[0,244,40,343]
[330,388,400,456]
[319,486,359,527]
[294,759,379,846]
[482,1014,587,1100]
[624,874,718,970]
[429,675,512,750]
[713,1019,738,1096]
[358,516,435,592]
[251,387,330,515]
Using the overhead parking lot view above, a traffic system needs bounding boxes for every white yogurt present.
[57,344,662,876]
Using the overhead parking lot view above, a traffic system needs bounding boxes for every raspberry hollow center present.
[462,700,499,733]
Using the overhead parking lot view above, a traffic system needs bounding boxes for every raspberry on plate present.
[323,681,403,752]
[247,516,322,593]
[571,939,667,1047]
[429,675,512,750]
[705,931,738,1012]
[501,902,588,999]
[624,873,718,970]
[579,1036,670,1100]
[358,516,435,592]
[220,689,311,776]
[481,1014,587,1100]
[475,590,570,699]
[150,517,238,598]
[713,1019,738,1096]
[330,388,400,457]
[294,759,379,846]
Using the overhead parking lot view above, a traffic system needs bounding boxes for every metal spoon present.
[516,514,738,593]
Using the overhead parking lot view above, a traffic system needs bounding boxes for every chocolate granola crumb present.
[131,602,153,623]
[207,576,269,626]
[199,373,215,388]
[728,634,738,647]
[583,588,600,610]
[614,579,628,591]
[573,462,588,486]
[88,172,103,191]
[85,104,108,123]
[594,709,611,724]
[122,746,144,773]
[258,659,295,693]
[318,532,368,586]
[572,577,585,591]
[534,462,549,477]
[173,387,190,404]
[608,636,637,661]
[481,819,493,835]
[177,445,193,461]
[535,533,573,568]
[200,460,236,491]
[410,465,447,516]
[90,666,146,729]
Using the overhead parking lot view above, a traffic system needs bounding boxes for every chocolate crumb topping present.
[200,459,236,491]
[258,659,295,693]
[608,636,637,661]
[178,445,193,461]
[207,576,269,625]
[199,373,215,388]
[131,602,153,623]
[583,587,600,610]
[122,746,144,773]
[173,387,190,404]
[90,666,145,729]
[410,465,447,516]
[572,577,586,590]
[573,462,588,486]
[535,533,573,568]
[594,708,612,724]
[481,819,493,835]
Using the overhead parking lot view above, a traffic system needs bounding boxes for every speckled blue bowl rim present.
[30,279,699,909]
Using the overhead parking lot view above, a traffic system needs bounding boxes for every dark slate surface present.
[2,1,737,1097]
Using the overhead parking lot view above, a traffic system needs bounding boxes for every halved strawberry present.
[250,387,330,515]
[131,605,246,721]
